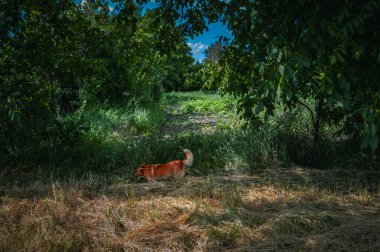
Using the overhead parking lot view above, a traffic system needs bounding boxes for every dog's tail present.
[183,149,193,167]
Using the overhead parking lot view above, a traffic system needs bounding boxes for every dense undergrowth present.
[1,92,379,251]
[1,92,378,185]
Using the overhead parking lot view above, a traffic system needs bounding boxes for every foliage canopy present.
[1,0,379,162]
[0,0,197,159]
[141,0,380,151]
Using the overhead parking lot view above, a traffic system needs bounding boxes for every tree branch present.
[294,99,316,127]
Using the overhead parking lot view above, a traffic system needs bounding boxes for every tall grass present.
[2,91,377,186]
[2,123,372,187]
[1,92,379,251]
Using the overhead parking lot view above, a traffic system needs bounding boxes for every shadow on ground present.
[1,168,379,251]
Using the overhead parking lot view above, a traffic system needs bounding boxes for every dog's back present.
[155,160,185,179]
[135,149,193,181]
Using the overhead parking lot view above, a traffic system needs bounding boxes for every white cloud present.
[187,42,209,54]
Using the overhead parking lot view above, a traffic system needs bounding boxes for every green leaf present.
[277,50,283,62]
[279,65,285,76]
[330,55,336,65]
[364,123,369,133]
[370,123,377,136]
[327,95,334,107]
[354,50,360,60]
[298,56,311,68]
[287,90,293,100]
[342,97,350,108]
[370,136,379,151]
[362,136,370,148]
[285,65,294,78]
[277,76,284,89]
[326,81,333,94]
[361,109,368,119]
[336,53,344,63]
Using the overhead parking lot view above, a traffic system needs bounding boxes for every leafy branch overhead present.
[1,0,379,153]
[217,0,380,151]
[138,0,380,151]
[0,0,196,153]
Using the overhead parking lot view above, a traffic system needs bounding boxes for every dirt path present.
[161,104,229,135]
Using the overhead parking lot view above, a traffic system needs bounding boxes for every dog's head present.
[135,165,146,176]
[135,164,155,177]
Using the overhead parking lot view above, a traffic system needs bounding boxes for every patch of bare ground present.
[1,168,379,251]
[162,105,230,135]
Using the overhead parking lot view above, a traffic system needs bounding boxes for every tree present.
[0,0,196,161]
[184,61,204,90]
[129,9,195,93]
[161,41,195,91]
[219,0,380,151]
[204,41,222,63]
[0,0,85,151]
[138,0,380,151]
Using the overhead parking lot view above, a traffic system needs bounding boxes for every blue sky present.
[187,22,231,62]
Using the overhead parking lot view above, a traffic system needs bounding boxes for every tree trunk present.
[58,75,79,114]
[313,94,324,148]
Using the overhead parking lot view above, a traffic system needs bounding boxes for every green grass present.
[74,102,165,139]
[1,91,379,251]
[165,91,235,114]
[164,91,243,132]
[2,91,377,185]
[165,90,226,102]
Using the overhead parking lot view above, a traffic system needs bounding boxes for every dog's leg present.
[175,176,183,188]
[175,167,185,188]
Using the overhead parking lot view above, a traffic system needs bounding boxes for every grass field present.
[1,92,379,251]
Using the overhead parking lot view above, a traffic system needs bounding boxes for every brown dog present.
[135,149,193,181]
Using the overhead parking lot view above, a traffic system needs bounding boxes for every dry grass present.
[1,168,379,251]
